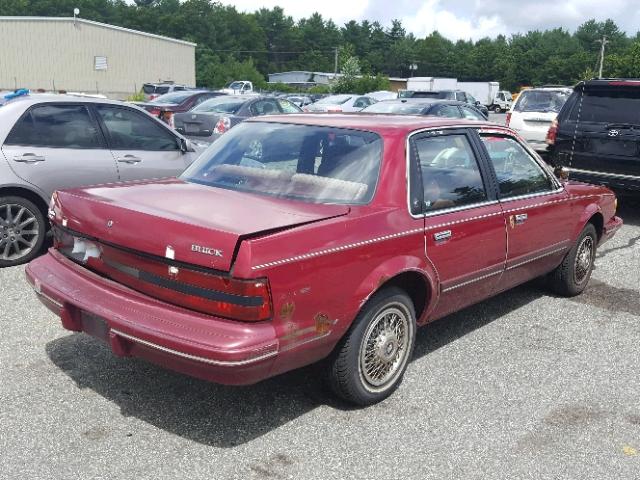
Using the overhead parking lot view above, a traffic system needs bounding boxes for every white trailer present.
[458,81,512,112]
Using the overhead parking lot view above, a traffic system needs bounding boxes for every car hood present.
[54,179,349,271]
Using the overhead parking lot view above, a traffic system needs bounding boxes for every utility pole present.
[597,35,609,79]
[334,47,339,77]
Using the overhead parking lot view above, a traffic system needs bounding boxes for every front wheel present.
[327,286,416,406]
[548,224,597,297]
[0,196,46,268]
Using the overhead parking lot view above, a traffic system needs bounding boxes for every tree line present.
[3,0,640,91]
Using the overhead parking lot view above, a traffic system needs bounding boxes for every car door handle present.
[116,155,142,164]
[433,230,452,241]
[515,213,528,224]
[13,154,45,163]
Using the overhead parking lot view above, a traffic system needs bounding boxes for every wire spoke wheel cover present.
[358,304,411,393]
[573,235,594,284]
[0,202,40,261]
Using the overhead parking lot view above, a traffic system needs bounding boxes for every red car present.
[26,115,622,405]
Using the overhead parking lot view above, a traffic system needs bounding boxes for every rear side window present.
[411,133,487,213]
[5,104,102,148]
[480,135,553,197]
[277,99,302,113]
[569,88,640,124]
[250,99,280,116]
[460,106,484,120]
[432,105,461,118]
[95,106,179,151]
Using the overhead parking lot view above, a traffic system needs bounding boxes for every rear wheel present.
[549,224,597,297]
[0,196,46,268]
[493,105,502,113]
[327,287,416,406]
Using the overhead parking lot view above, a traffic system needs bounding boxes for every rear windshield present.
[363,102,427,114]
[409,91,450,99]
[142,84,156,94]
[181,122,382,205]
[194,96,245,113]
[570,88,640,124]
[514,90,569,113]
[150,91,194,105]
[315,95,352,105]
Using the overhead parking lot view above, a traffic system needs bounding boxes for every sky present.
[221,0,640,40]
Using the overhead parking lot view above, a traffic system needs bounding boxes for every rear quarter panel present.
[231,130,434,375]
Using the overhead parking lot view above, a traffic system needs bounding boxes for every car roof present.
[580,78,640,88]
[2,94,133,107]
[377,98,466,105]
[245,113,498,135]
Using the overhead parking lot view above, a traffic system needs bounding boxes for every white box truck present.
[458,81,512,112]
[405,77,458,92]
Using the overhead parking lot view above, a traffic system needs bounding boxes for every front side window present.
[5,104,101,148]
[95,106,179,151]
[411,133,487,213]
[480,135,553,197]
[182,122,382,205]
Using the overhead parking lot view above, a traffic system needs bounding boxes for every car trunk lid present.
[54,179,349,272]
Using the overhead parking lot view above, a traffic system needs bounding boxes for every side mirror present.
[179,137,195,153]
[553,165,569,181]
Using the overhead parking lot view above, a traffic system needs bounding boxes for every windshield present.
[150,91,194,104]
[181,122,382,205]
[316,95,352,105]
[194,96,245,113]
[570,88,640,124]
[362,102,427,114]
[226,81,245,90]
[514,90,569,113]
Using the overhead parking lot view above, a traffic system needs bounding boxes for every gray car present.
[0,94,203,267]
[174,95,301,143]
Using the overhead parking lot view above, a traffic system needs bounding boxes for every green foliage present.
[308,84,332,94]
[126,91,146,101]
[5,2,638,91]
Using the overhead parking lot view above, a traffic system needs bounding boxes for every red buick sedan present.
[26,115,622,405]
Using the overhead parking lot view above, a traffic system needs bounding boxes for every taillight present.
[213,117,231,134]
[505,112,512,126]
[149,108,161,116]
[546,119,558,145]
[54,227,272,322]
[327,107,342,113]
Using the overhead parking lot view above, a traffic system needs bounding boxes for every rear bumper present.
[567,168,640,192]
[601,215,623,246]
[26,250,279,385]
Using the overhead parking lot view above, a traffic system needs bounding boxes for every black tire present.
[0,196,46,268]
[549,223,597,297]
[327,286,416,406]
[493,106,502,113]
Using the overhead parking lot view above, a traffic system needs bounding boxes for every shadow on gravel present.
[45,281,548,447]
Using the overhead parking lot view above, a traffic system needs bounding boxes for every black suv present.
[399,89,489,117]
[547,79,640,191]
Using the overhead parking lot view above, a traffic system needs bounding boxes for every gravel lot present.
[1,194,638,480]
